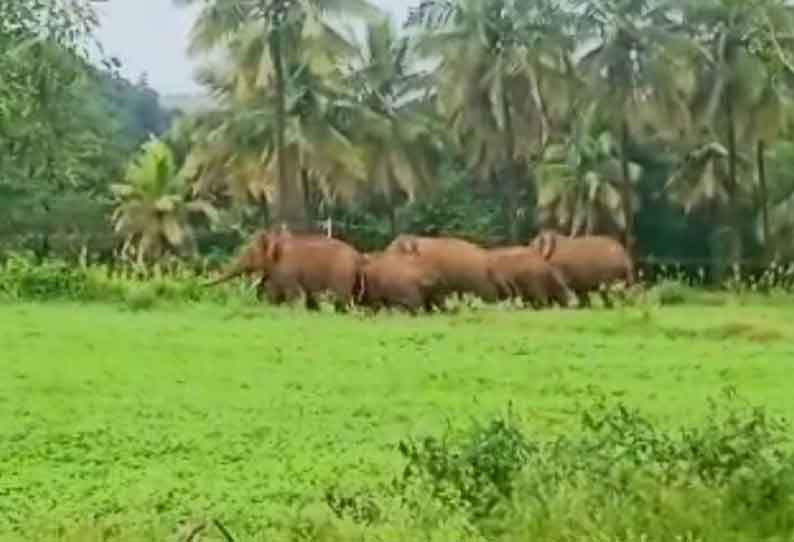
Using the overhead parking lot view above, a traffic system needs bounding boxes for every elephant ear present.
[266,237,283,263]
[402,238,420,255]
[538,231,557,260]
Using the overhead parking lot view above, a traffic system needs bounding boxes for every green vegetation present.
[0,0,177,262]
[6,0,794,275]
[6,1,794,540]
[2,301,794,541]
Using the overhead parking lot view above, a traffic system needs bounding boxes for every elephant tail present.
[352,268,367,305]
[623,254,637,286]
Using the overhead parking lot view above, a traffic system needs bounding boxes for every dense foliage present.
[6,0,794,279]
[0,1,178,262]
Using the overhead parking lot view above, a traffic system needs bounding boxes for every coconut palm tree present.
[535,104,642,236]
[408,0,577,241]
[344,16,445,232]
[670,0,794,258]
[180,14,376,227]
[665,141,749,216]
[111,137,218,264]
[174,0,381,230]
[572,0,696,252]
[754,139,794,260]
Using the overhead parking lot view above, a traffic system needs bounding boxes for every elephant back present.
[388,235,500,302]
[542,235,633,289]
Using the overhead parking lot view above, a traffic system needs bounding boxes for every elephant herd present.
[206,229,636,314]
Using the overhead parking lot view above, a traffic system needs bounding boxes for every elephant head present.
[204,230,285,286]
[388,235,421,255]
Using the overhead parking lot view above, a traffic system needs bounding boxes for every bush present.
[323,391,794,541]
[0,253,115,302]
[395,412,535,520]
[0,252,251,305]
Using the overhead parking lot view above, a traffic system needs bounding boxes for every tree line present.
[0,0,179,261]
[4,0,794,281]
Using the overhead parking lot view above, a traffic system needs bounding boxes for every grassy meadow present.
[3,298,794,541]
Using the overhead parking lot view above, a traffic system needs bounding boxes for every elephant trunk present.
[624,256,636,286]
[203,266,246,287]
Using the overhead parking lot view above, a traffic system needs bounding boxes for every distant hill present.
[159,92,215,113]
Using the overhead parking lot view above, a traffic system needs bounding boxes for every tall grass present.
[3,252,794,310]
[0,253,253,307]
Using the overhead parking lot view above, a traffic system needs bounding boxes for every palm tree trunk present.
[301,169,314,226]
[757,139,770,257]
[500,83,520,243]
[726,97,737,205]
[620,118,633,253]
[725,91,740,265]
[270,26,306,231]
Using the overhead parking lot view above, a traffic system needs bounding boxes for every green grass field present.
[3,300,794,541]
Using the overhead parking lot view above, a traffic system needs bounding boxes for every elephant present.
[206,230,365,311]
[529,230,635,308]
[487,246,572,309]
[357,251,447,314]
[385,234,507,303]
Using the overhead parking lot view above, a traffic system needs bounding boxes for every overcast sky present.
[95,1,414,95]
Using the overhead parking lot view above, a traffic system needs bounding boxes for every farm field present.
[2,300,794,541]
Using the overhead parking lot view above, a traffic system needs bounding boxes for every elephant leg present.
[399,301,420,316]
[333,299,352,313]
[519,282,543,310]
[262,277,288,305]
[424,295,444,313]
[405,288,427,315]
[304,293,321,311]
[575,290,591,309]
[518,289,540,310]
[333,276,359,313]
[265,287,285,306]
[493,276,513,302]
[424,290,446,313]
[255,277,268,301]
[552,290,570,308]
[535,289,552,309]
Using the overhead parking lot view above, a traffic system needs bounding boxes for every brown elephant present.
[206,230,365,311]
[385,234,507,303]
[357,251,447,314]
[530,230,635,308]
[487,246,572,309]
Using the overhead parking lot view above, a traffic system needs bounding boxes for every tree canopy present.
[5,0,794,277]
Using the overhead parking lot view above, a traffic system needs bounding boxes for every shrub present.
[327,391,794,541]
[396,412,535,520]
[0,254,101,301]
[0,252,250,305]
